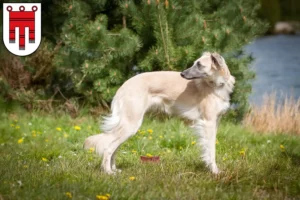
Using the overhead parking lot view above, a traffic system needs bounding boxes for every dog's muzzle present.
[180,72,185,78]
[180,72,193,80]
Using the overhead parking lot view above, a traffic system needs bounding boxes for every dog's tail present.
[83,133,115,156]
[83,97,122,156]
[100,97,122,133]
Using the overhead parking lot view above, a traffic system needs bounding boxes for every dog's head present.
[180,52,234,87]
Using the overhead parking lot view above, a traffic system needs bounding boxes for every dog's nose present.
[180,72,185,78]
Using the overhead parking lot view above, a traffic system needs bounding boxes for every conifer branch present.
[165,21,171,69]
[122,16,127,28]
[76,73,87,88]
[158,14,170,68]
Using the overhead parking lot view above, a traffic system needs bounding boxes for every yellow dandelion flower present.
[216,140,219,145]
[129,176,136,181]
[18,138,24,144]
[64,133,69,138]
[147,129,153,134]
[65,192,72,198]
[74,126,81,131]
[132,150,137,153]
[146,153,153,158]
[96,195,109,200]
[159,135,163,139]
[32,133,37,137]
[88,147,95,153]
[15,125,20,130]
[42,157,48,162]
[148,136,152,140]
[280,144,285,152]
[239,149,245,156]
[23,165,28,168]
[191,141,196,145]
[10,124,15,127]
[56,127,62,131]
[45,139,49,142]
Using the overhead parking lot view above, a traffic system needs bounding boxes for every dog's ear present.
[211,53,226,69]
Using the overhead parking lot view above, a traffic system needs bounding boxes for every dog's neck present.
[213,75,235,101]
[195,76,235,102]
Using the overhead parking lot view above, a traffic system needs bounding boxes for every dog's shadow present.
[115,161,134,170]
[186,161,208,172]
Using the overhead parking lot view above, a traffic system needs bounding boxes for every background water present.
[245,35,300,105]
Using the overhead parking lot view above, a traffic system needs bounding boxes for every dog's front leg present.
[195,119,219,174]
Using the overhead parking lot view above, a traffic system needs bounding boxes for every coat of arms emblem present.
[3,3,41,56]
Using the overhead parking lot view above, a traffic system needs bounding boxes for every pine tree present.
[53,0,141,108]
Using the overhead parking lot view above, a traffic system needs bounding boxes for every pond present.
[245,35,300,105]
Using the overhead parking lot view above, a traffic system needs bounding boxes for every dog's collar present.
[212,90,229,102]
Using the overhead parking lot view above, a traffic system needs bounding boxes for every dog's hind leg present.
[101,125,141,174]
[111,147,121,172]
[101,113,144,174]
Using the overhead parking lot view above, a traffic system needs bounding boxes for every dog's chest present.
[174,105,201,120]
[174,101,229,120]
[216,100,230,115]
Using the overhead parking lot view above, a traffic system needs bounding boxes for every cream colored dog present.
[84,52,235,174]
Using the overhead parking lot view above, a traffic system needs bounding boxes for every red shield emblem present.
[3,3,41,56]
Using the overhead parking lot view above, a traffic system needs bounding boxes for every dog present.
[84,52,235,174]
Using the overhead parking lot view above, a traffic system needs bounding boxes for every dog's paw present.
[211,165,220,175]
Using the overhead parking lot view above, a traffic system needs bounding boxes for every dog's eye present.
[197,61,202,68]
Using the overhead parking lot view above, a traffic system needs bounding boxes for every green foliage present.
[0,0,267,120]
[51,0,266,120]
[54,0,142,103]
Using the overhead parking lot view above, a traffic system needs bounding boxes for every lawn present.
[0,109,300,200]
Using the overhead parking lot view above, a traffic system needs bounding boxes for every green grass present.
[0,110,300,200]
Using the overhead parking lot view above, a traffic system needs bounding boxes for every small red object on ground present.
[140,156,160,162]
